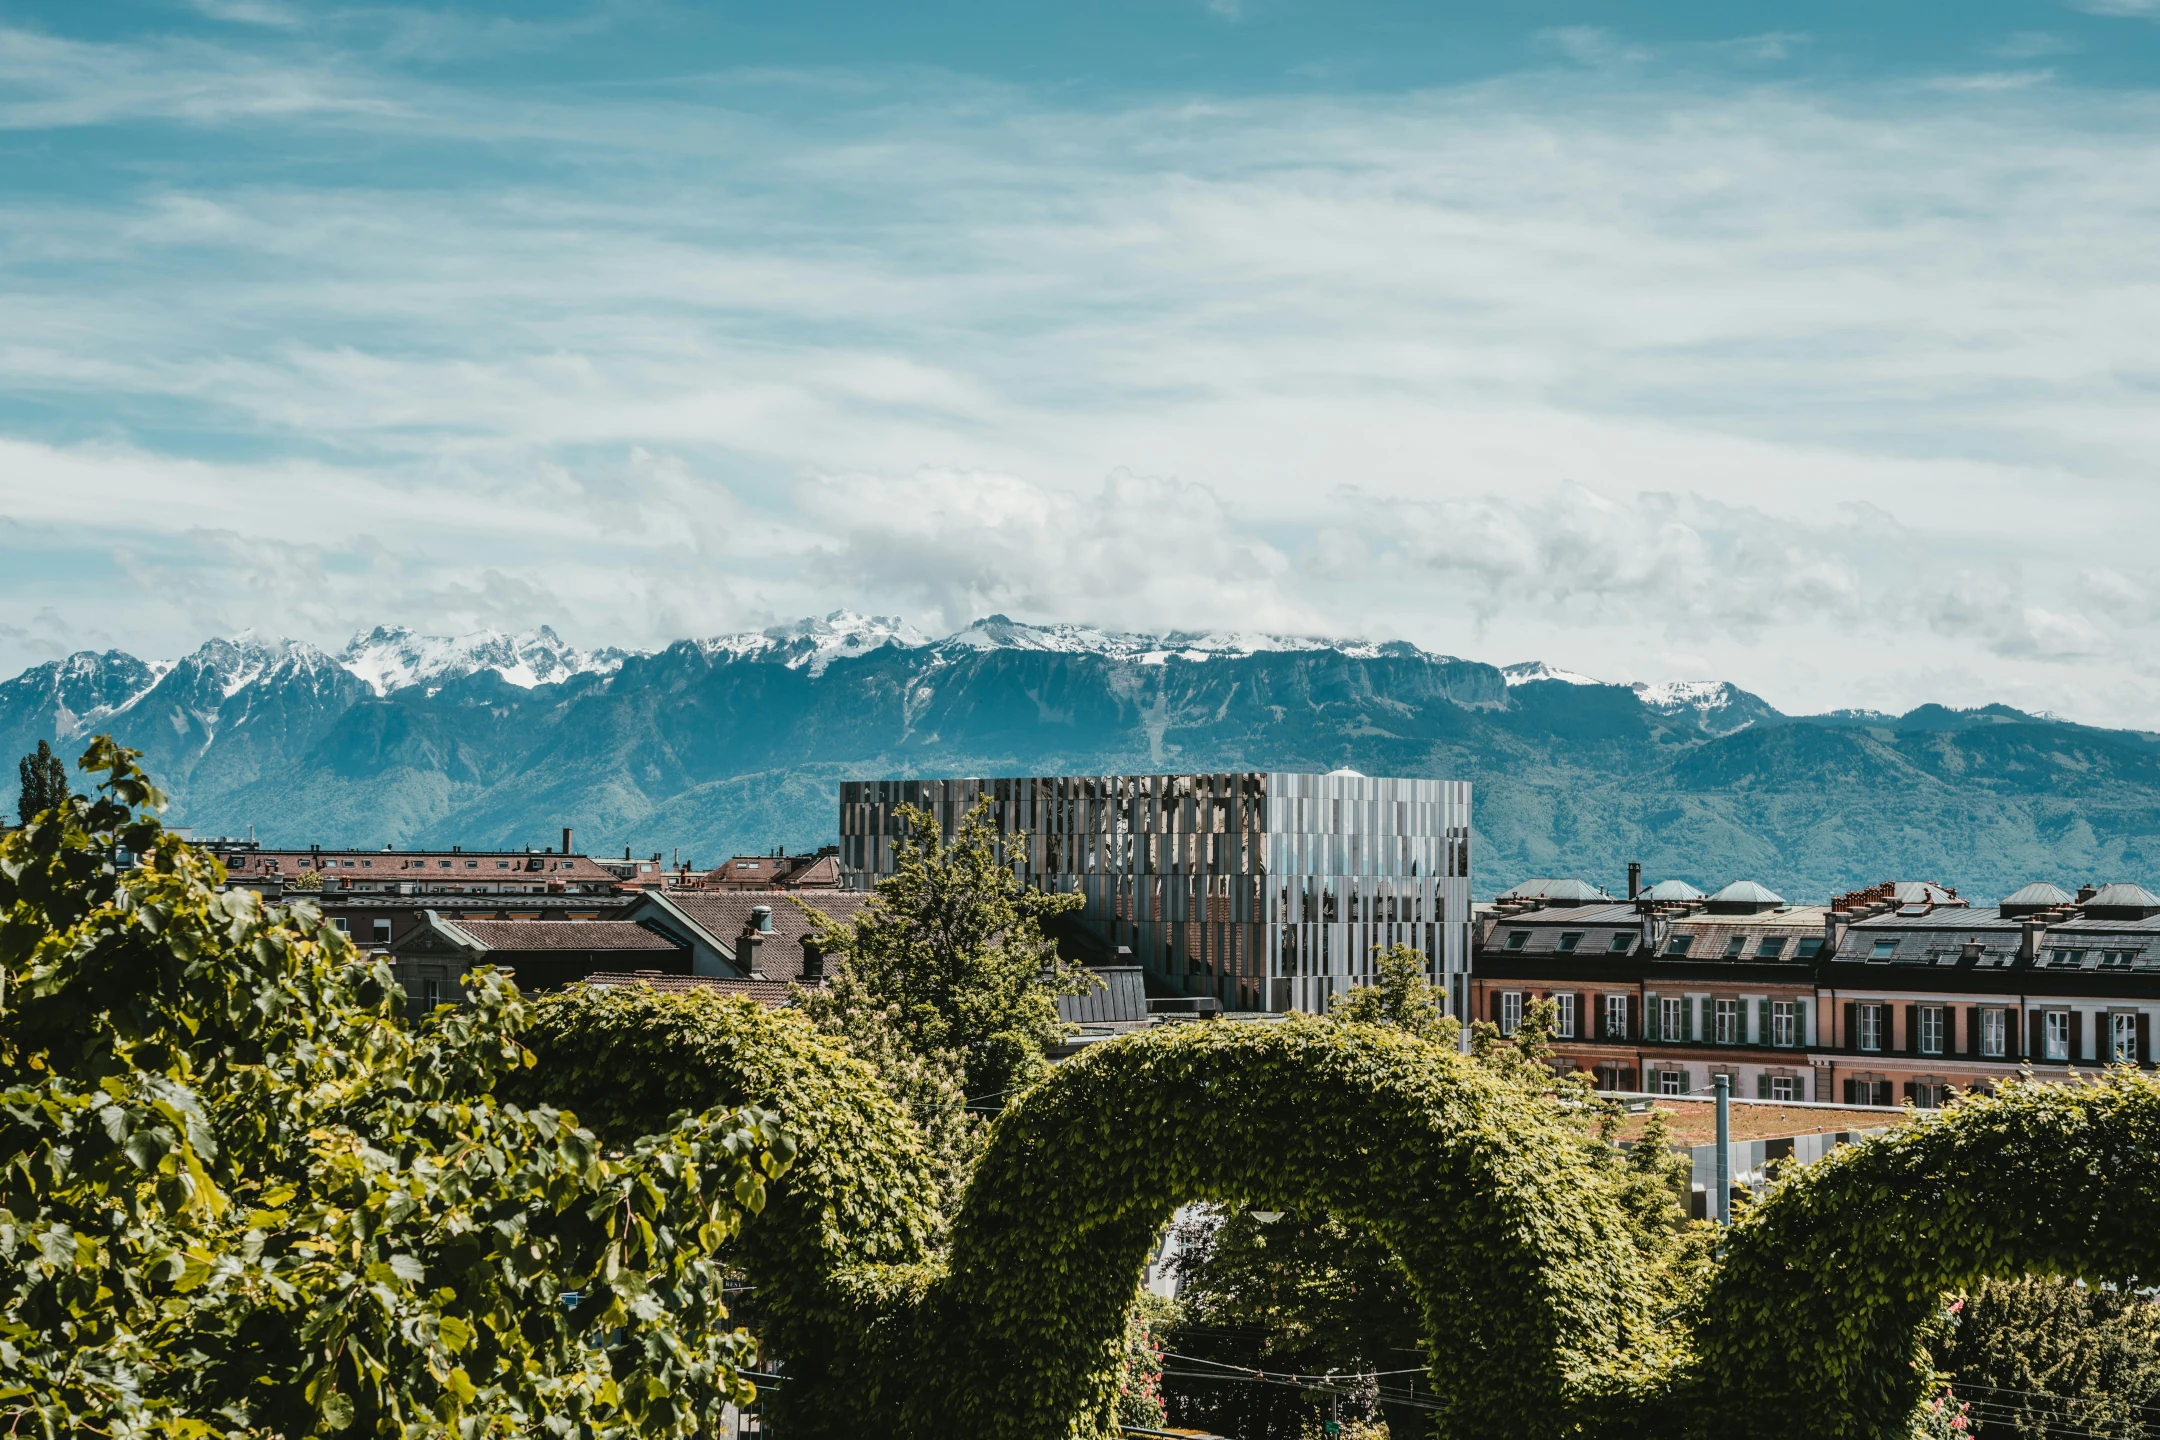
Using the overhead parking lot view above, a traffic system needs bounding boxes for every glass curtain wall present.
[838,771,1472,1015]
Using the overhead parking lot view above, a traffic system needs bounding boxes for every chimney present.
[737,905,775,977]
[562,827,574,856]
[2076,884,2098,905]
[800,934,826,984]
[2020,920,2047,964]
[1626,861,1642,901]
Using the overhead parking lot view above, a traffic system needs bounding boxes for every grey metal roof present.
[2087,883,2160,910]
[1539,878,1613,902]
[1494,879,1558,900]
[2002,882,2072,908]
[1708,880,1784,906]
[1641,879,1705,901]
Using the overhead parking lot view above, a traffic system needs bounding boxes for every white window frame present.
[1771,1000,1797,1048]
[1554,993,1576,1039]
[1660,996,1682,1042]
[2045,1010,2069,1061]
[1981,1008,2006,1059]
[2113,1011,2139,1064]
[1500,991,1524,1036]
[1714,998,1739,1045]
[1770,1075,1797,1101]
[1604,993,1628,1039]
[1919,1006,1944,1057]
[1858,1004,1883,1053]
[1658,1069,1685,1096]
[371,919,392,944]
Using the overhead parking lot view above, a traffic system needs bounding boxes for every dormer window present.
[1795,937,1823,959]
[1664,935,1693,956]
[1869,939,1897,960]
[1756,937,1787,959]
[1607,933,1634,953]
[1722,936,1745,958]
[1557,932,1583,953]
[1505,931,1529,951]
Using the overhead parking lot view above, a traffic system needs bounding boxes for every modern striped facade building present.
[838,771,1473,1015]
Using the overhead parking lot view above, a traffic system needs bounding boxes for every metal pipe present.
[1714,1072,1732,1225]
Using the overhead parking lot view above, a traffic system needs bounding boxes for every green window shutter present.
[1644,992,1658,1041]
[1756,1072,1770,1099]
[1799,1000,1812,1048]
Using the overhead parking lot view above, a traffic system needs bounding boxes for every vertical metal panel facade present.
[837,771,1472,1016]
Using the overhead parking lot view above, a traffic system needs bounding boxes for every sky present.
[4,1,2160,723]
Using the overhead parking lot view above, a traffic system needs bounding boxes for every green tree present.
[1933,1275,2160,1438]
[14,739,67,825]
[797,797,1089,1108]
[1329,942,1460,1046]
[0,738,794,1438]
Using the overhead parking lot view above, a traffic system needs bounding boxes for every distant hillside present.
[4,614,2156,902]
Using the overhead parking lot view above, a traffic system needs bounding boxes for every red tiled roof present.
[662,890,868,982]
[579,972,805,1007]
[455,920,678,952]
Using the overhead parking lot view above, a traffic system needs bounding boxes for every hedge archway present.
[1691,1069,2160,1439]
[520,991,1679,1440]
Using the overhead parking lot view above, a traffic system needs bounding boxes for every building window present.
[1660,996,1683,1042]
[1714,999,1739,1045]
[1911,1080,1949,1109]
[1770,1075,1798,1101]
[1870,939,1897,960]
[1919,1007,1944,1057]
[1981,1008,2006,1059]
[2102,950,2137,969]
[1771,1000,1797,1048]
[1858,1004,1883,1053]
[1557,932,1583,953]
[1757,937,1787,959]
[2050,949,2086,968]
[1608,933,1634,953]
[1605,994,1629,1039]
[2113,1012,2140,1064]
[497,861,510,870]
[423,978,444,1008]
[1500,992,1524,1035]
[372,919,392,944]
[1722,936,1745,958]
[1795,937,1823,959]
[2045,1011,2069,1061]
[1664,935,1694,956]
[1658,1069,1685,1096]
[1554,993,1576,1038]
[1505,930,1529,951]
[332,916,349,931]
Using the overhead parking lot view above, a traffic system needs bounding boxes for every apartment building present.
[1822,881,2160,1104]
[1474,878,1829,1099]
[1474,875,2160,1105]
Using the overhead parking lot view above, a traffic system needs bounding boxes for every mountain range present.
[5,613,2158,902]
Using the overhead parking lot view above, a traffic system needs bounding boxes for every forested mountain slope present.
[4,616,2154,900]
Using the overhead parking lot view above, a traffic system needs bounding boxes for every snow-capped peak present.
[338,625,627,695]
[1502,660,1604,687]
[1633,680,1733,709]
[940,614,1412,665]
[700,611,933,676]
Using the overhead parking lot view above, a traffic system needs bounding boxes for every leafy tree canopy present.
[0,739,794,1439]
[798,797,1088,1108]
[13,741,67,827]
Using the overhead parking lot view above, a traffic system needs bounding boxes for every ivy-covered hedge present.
[519,982,2160,1439]
[519,991,1683,1440]
[1691,1070,2160,1438]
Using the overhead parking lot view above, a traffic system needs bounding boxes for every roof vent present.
[752,904,774,934]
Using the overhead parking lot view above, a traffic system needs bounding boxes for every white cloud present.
[793,467,1310,637]
[5,36,2160,720]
